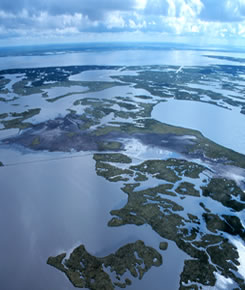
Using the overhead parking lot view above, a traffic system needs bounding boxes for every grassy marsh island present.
[47,240,162,289]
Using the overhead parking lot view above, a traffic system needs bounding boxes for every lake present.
[1,46,245,70]
[152,98,245,154]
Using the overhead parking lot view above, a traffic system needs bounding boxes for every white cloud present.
[135,0,147,10]
[0,0,245,45]
[238,23,245,35]
[129,19,146,29]
[191,25,199,33]
[105,11,126,29]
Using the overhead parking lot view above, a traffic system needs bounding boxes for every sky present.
[1,0,245,47]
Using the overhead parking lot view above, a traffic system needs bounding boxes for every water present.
[0,151,121,290]
[152,98,245,154]
[0,148,187,290]
[1,44,245,290]
[68,69,139,82]
[1,48,245,70]
[0,83,153,126]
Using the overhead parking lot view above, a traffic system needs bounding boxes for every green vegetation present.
[180,259,216,288]
[6,68,245,171]
[92,118,203,138]
[202,178,245,211]
[74,96,155,122]
[95,161,133,182]
[2,65,245,289]
[203,213,245,239]
[0,78,9,94]
[1,108,41,130]
[91,153,245,289]
[93,153,132,164]
[12,80,42,96]
[112,65,245,113]
[66,132,77,138]
[176,182,200,197]
[47,81,124,103]
[0,113,8,119]
[0,65,121,97]
[130,158,206,183]
[92,118,245,169]
[47,240,162,289]
[0,96,18,103]
[130,160,180,183]
[31,136,40,146]
[134,95,153,100]
[97,141,123,151]
[134,172,148,182]
[159,242,168,251]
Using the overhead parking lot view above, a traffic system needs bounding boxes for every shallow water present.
[0,49,244,70]
[1,46,245,289]
[0,148,187,290]
[68,69,139,82]
[152,98,245,154]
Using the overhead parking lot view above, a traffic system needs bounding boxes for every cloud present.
[199,0,245,22]
[144,0,203,18]
[0,0,137,19]
[144,0,169,16]
[0,0,245,45]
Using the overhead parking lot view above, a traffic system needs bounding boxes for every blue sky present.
[1,0,245,47]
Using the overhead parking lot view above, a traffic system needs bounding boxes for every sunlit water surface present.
[0,46,245,290]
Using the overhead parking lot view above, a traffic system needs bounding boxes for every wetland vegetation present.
[1,63,245,289]
[91,153,245,289]
[47,240,162,289]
